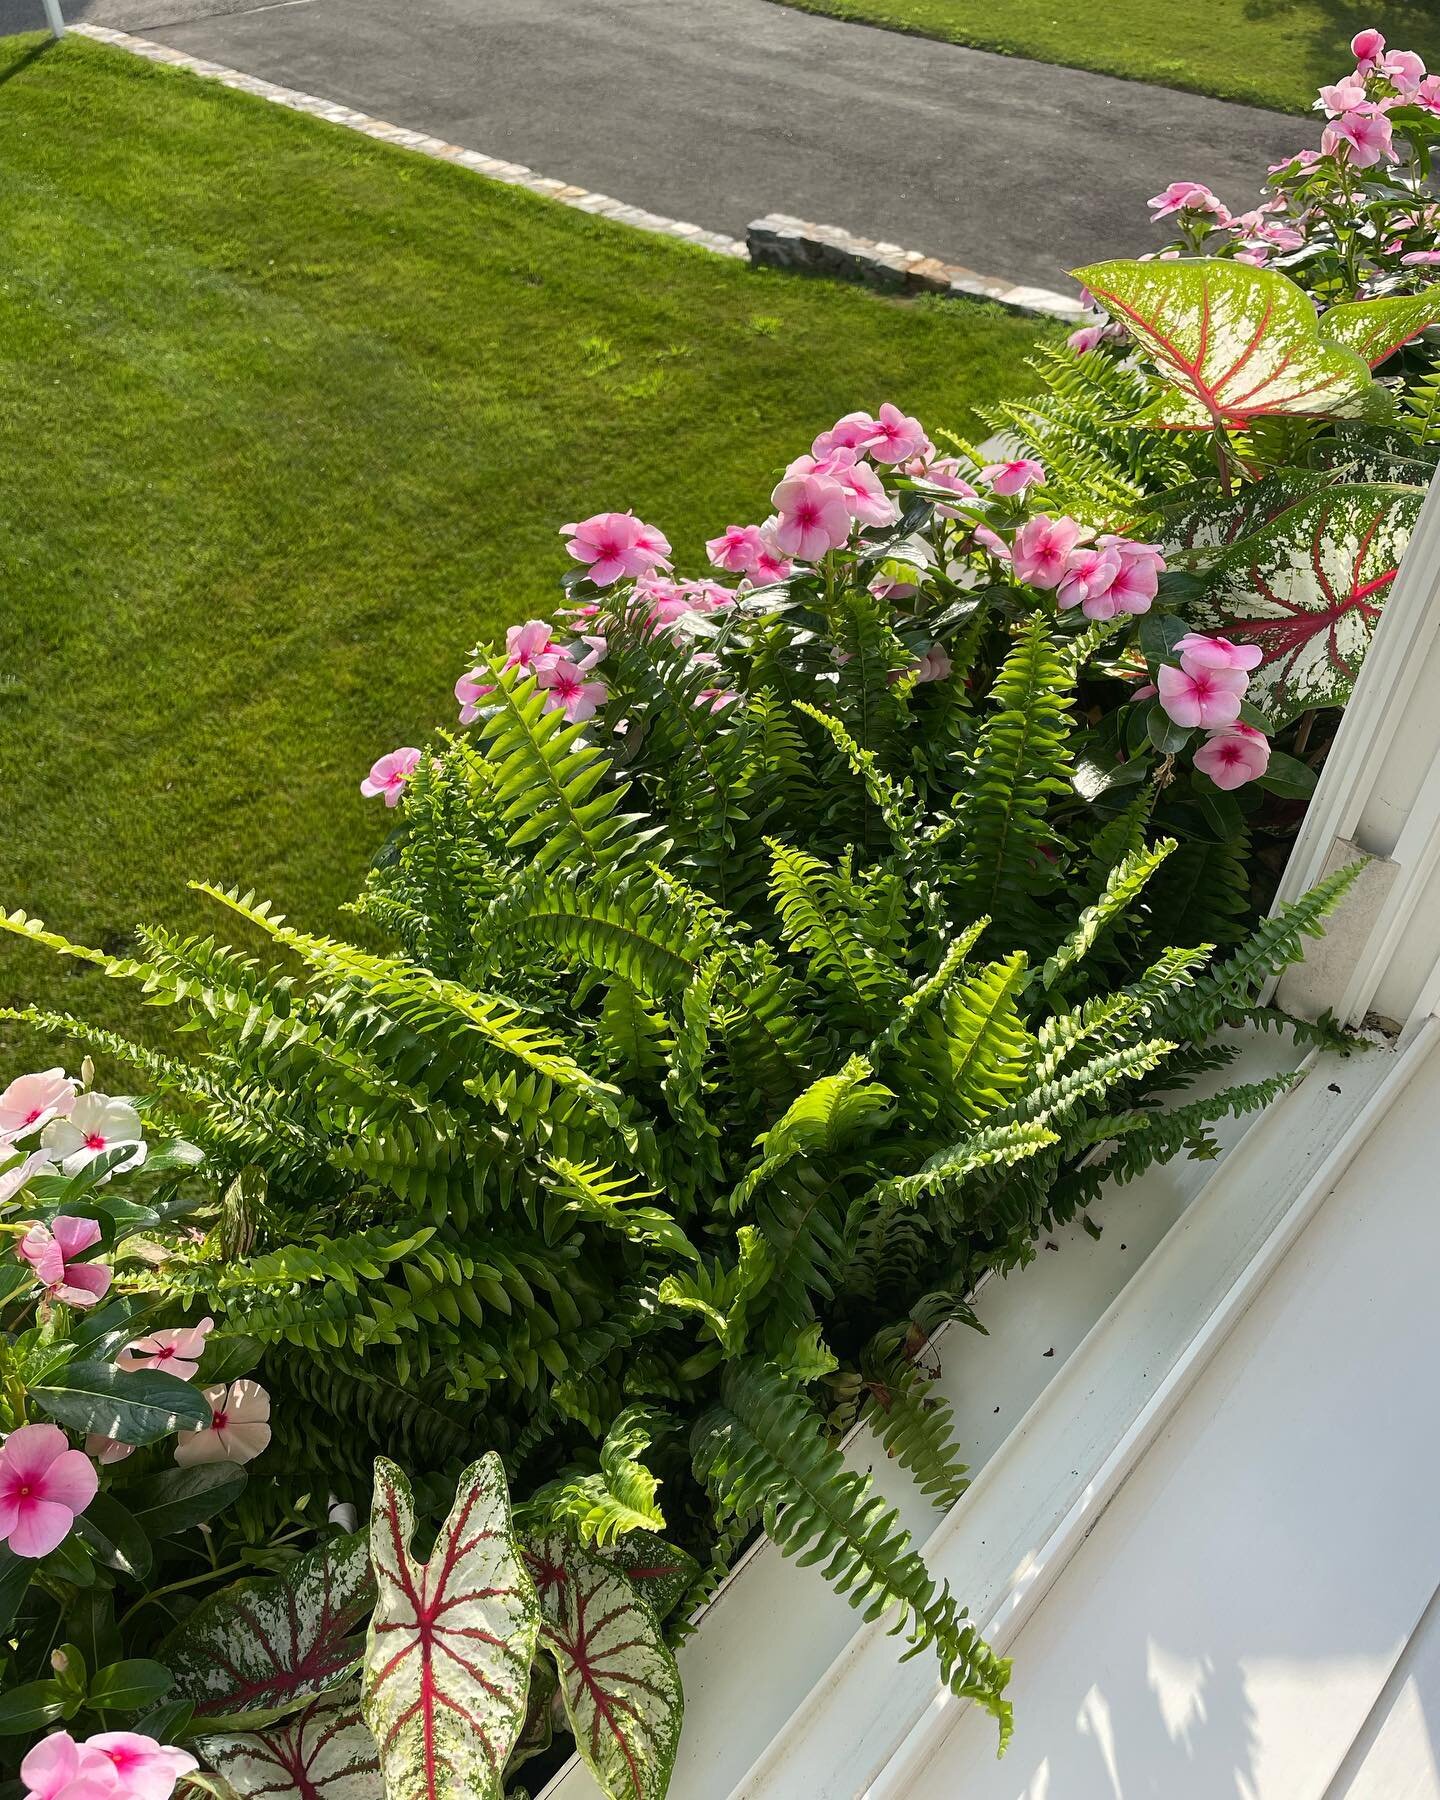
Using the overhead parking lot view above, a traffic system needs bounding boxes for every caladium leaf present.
[1155,471,1330,553]
[195,1683,381,1800]
[1320,288,1440,368]
[1074,259,1390,431]
[525,1531,683,1800]
[1188,482,1425,719]
[599,1537,700,1623]
[363,1454,539,1800]
[165,1530,374,1728]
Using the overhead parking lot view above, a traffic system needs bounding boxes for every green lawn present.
[0,34,1047,1055]
[763,0,1440,114]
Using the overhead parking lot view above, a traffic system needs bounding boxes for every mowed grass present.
[0,35,1049,1053]
[762,0,1440,114]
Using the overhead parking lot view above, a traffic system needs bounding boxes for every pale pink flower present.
[1175,632,1263,674]
[537,657,608,723]
[561,512,671,587]
[1414,75,1440,114]
[1318,75,1368,116]
[914,644,952,684]
[828,451,901,527]
[84,1435,136,1467]
[706,523,767,573]
[1157,661,1248,729]
[1092,535,1166,616]
[1147,181,1228,221]
[748,524,794,584]
[1323,105,1395,167]
[1351,28,1386,71]
[770,473,852,561]
[1402,250,1440,265]
[1378,48,1426,94]
[360,747,422,807]
[865,402,930,465]
[20,1733,119,1800]
[1010,515,1086,590]
[1234,248,1270,267]
[0,1424,97,1558]
[502,620,560,674]
[0,1147,52,1207]
[1055,546,1124,615]
[1194,722,1271,789]
[174,1380,271,1467]
[455,669,491,726]
[16,1217,112,1309]
[118,1317,214,1381]
[85,1736,196,1800]
[980,457,1046,496]
[0,1070,76,1142]
[811,411,879,458]
[1268,148,1322,174]
[1068,323,1109,354]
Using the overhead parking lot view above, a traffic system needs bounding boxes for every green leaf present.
[1073,259,1390,430]
[363,1455,539,1800]
[164,1529,374,1728]
[196,1333,264,1387]
[1137,612,1191,663]
[1256,750,1317,799]
[0,1681,65,1735]
[526,1532,683,1800]
[1145,704,1191,755]
[41,1533,96,1588]
[0,1546,32,1637]
[598,1537,701,1623]
[123,1463,248,1539]
[1321,288,1440,368]
[195,1686,379,1800]
[74,1492,153,1581]
[89,1659,174,1713]
[30,1360,212,1445]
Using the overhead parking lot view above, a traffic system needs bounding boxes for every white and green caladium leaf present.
[1155,471,1330,553]
[195,1683,380,1800]
[363,1454,539,1800]
[166,1530,375,1729]
[1188,482,1425,719]
[525,1531,683,1800]
[598,1538,700,1624]
[1320,288,1440,368]
[1074,259,1391,431]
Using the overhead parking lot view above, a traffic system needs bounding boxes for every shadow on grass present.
[0,34,54,84]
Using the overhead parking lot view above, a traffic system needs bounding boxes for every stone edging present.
[74,23,1081,323]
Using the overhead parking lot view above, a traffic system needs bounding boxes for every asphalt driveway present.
[3,0,1314,289]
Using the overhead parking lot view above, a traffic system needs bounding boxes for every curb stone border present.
[74,23,1083,323]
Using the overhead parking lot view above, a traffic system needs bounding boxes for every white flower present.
[174,1381,271,1467]
[41,1092,147,1178]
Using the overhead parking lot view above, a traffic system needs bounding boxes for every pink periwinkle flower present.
[84,1434,136,1468]
[914,644,953,684]
[0,1147,52,1208]
[811,411,879,458]
[1378,48,1426,94]
[1193,722,1272,790]
[0,1424,97,1558]
[864,402,930,465]
[1147,181,1228,222]
[0,1070,76,1143]
[44,1087,144,1177]
[1055,546,1124,616]
[85,1736,197,1800]
[1268,148,1322,176]
[118,1317,215,1381]
[502,620,560,674]
[1402,250,1440,265]
[825,450,902,527]
[16,1217,112,1310]
[707,524,767,574]
[1318,75,1369,116]
[770,473,853,562]
[1010,515,1086,590]
[1068,323,1109,354]
[537,657,608,724]
[1175,632,1263,674]
[1414,75,1440,114]
[1157,661,1248,729]
[1322,105,1395,168]
[174,1380,271,1467]
[561,512,672,588]
[1351,27,1386,70]
[20,1731,119,1800]
[979,458,1046,497]
[360,746,422,807]
[455,669,491,726]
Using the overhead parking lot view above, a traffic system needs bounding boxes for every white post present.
[40,0,65,34]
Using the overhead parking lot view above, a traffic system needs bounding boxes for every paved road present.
[8,0,1314,289]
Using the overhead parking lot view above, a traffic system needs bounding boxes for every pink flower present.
[1010,515,1086,590]
[86,1736,196,1800]
[1414,75,1440,114]
[536,657,608,723]
[0,1424,97,1558]
[979,457,1046,496]
[1268,148,1322,175]
[748,524,794,584]
[360,747,421,807]
[1194,722,1271,790]
[1068,323,1108,353]
[561,512,672,587]
[1351,28,1386,70]
[118,1317,214,1381]
[0,1070,76,1142]
[770,473,853,562]
[0,1147,52,1208]
[1322,105,1395,167]
[20,1734,119,1800]
[502,620,560,674]
[903,454,977,520]
[1056,546,1124,615]
[1378,49,1426,94]
[864,402,930,465]
[1402,250,1440,265]
[914,643,952,684]
[174,1380,271,1467]
[1083,535,1165,617]
[84,1435,136,1467]
[1175,632,1263,673]
[812,411,878,458]
[706,524,767,573]
[1147,181,1228,222]
[1157,661,1248,729]
[827,450,901,527]
[455,669,491,726]
[16,1217,112,1310]
[1318,75,1368,116]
